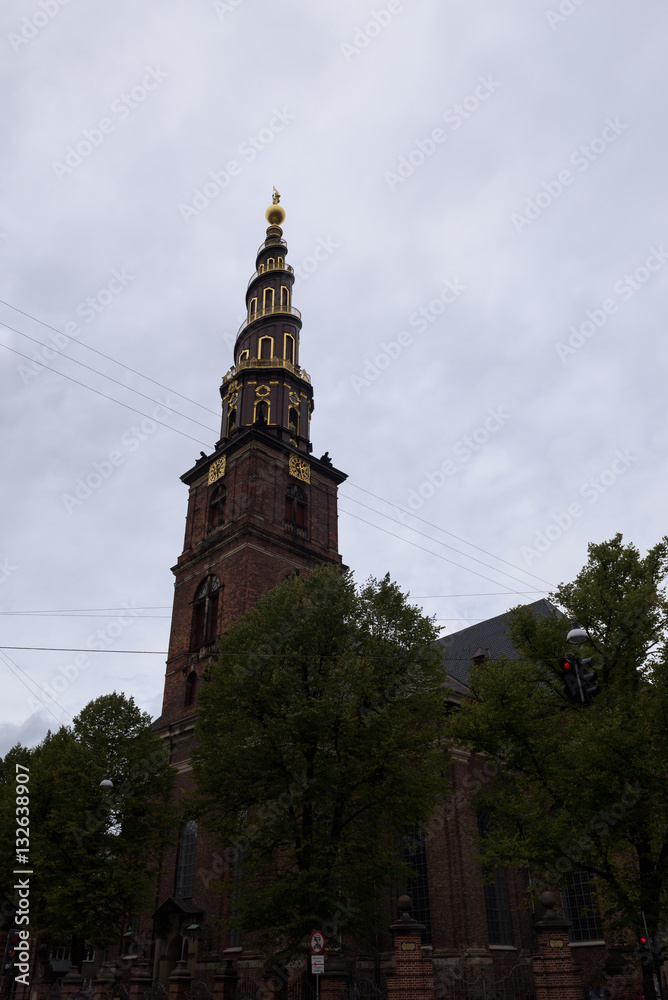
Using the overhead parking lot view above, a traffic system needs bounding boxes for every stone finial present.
[539,890,557,917]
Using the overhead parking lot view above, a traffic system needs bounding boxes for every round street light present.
[566,619,589,646]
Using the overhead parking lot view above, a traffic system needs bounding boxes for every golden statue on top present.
[266,187,286,226]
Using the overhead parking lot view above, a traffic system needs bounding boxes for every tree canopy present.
[191,564,448,957]
[0,692,175,961]
[445,534,668,999]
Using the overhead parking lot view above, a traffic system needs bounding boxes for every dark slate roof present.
[435,598,556,688]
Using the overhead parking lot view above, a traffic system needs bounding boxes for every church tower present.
[150,196,346,972]
[159,193,346,731]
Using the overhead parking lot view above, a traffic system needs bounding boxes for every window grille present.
[175,820,198,898]
[562,871,603,942]
[478,810,513,946]
[400,826,432,944]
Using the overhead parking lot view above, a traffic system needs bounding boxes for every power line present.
[0,305,553,594]
[2,319,217,433]
[0,298,220,417]
[0,606,171,614]
[344,481,556,589]
[0,649,71,725]
[339,507,527,595]
[341,494,548,594]
[0,646,168,654]
[0,340,213,448]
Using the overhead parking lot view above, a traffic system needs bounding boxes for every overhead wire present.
[0,297,220,416]
[0,301,554,596]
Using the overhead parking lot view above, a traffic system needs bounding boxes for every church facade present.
[141,198,628,997]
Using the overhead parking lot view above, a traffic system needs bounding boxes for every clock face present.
[289,455,310,484]
[289,392,299,406]
[208,456,226,484]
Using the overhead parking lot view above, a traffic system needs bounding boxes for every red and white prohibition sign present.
[309,930,326,954]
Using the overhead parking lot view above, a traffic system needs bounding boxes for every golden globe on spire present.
[265,186,286,226]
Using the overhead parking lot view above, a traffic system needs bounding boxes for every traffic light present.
[558,654,581,703]
[577,658,600,703]
[2,929,20,977]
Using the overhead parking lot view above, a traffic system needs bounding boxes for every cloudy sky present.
[1,0,666,753]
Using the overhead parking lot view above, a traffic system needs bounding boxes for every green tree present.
[0,692,175,964]
[446,534,668,1000]
[191,564,448,957]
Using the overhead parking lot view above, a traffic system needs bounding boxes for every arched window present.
[280,285,290,309]
[284,334,295,364]
[248,297,257,320]
[284,485,306,527]
[259,336,273,360]
[239,349,249,363]
[288,406,299,437]
[191,575,221,648]
[184,671,198,707]
[277,256,284,268]
[266,257,275,270]
[175,820,197,898]
[255,400,268,425]
[208,484,226,530]
[263,287,275,310]
[227,407,237,436]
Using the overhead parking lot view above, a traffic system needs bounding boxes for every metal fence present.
[434,959,536,1000]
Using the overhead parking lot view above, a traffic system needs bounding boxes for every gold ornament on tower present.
[265,187,286,226]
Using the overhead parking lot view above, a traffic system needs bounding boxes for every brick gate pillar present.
[168,960,192,1000]
[319,954,348,1000]
[387,895,435,1000]
[213,960,238,1000]
[532,891,583,1000]
[129,960,153,1000]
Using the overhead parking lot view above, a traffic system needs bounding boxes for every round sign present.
[309,931,326,954]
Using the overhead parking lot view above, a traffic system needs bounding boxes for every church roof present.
[435,598,556,689]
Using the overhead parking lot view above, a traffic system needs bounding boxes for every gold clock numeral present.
[208,456,227,484]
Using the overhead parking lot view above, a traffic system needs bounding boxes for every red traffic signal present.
[558,654,581,703]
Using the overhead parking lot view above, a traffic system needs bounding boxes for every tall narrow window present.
[238,349,249,363]
[400,826,432,945]
[284,334,295,364]
[259,336,273,359]
[284,485,306,527]
[255,400,268,424]
[562,872,603,942]
[280,285,290,309]
[184,671,198,707]
[266,257,275,270]
[478,809,513,946]
[227,407,237,436]
[175,821,197,899]
[288,406,299,437]
[191,576,221,648]
[263,287,275,310]
[208,484,226,530]
[248,297,257,319]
